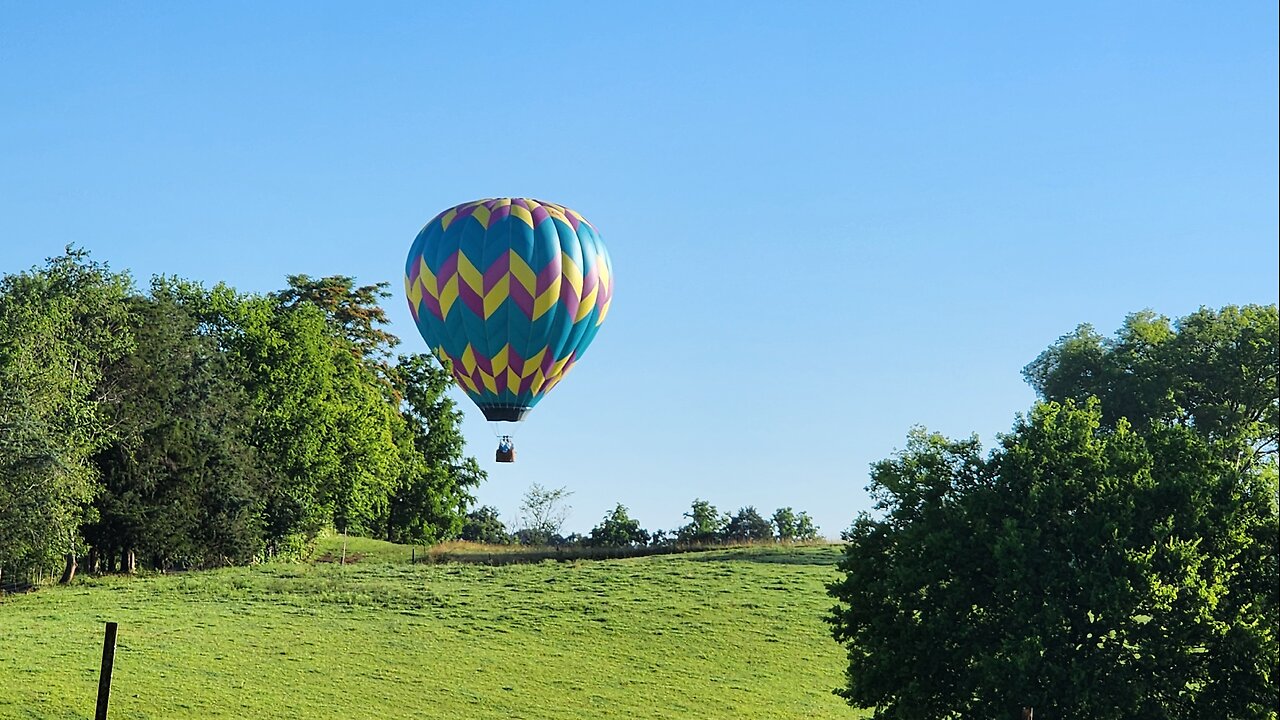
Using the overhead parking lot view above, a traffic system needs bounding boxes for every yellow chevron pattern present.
[405,197,612,423]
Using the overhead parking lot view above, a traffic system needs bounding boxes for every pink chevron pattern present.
[405,197,613,422]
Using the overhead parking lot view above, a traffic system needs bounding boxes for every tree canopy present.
[588,504,651,547]
[0,248,486,584]
[828,305,1279,719]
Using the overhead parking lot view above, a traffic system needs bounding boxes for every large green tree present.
[829,305,1279,720]
[0,248,134,585]
[86,279,266,571]
[185,283,396,546]
[829,403,1277,719]
[269,275,472,540]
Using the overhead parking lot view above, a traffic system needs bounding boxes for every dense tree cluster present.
[828,305,1279,719]
[458,494,822,548]
[0,249,483,586]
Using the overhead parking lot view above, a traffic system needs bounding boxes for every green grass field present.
[0,540,863,719]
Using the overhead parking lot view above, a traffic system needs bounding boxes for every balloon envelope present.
[405,198,614,421]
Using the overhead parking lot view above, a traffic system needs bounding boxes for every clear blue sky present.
[2,2,1277,538]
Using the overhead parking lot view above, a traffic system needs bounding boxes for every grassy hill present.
[0,539,863,719]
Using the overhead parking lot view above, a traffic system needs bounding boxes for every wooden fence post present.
[95,621,118,720]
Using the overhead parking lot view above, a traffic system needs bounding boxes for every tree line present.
[0,248,483,587]
[827,305,1279,719]
[460,487,822,547]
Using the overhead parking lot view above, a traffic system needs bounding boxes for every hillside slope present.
[0,545,863,719]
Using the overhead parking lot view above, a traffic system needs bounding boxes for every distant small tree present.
[649,529,671,547]
[776,507,821,542]
[588,504,651,547]
[459,505,510,545]
[724,506,773,542]
[516,483,573,546]
[772,507,798,541]
[793,511,819,541]
[677,498,726,544]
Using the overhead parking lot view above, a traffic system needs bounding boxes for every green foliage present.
[831,304,1280,719]
[516,483,573,546]
[0,247,135,581]
[1024,304,1278,470]
[0,546,856,719]
[189,280,476,547]
[830,403,1279,718]
[386,353,484,544]
[272,274,400,364]
[86,281,266,569]
[677,498,727,543]
[459,505,511,544]
[724,506,773,542]
[771,507,820,542]
[1,250,486,577]
[772,507,799,541]
[793,511,819,541]
[588,503,651,547]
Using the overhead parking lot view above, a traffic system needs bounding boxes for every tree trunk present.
[120,548,136,574]
[87,547,100,574]
[59,552,78,584]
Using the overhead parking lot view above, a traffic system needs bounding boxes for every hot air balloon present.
[404,198,614,462]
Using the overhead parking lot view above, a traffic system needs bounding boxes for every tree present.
[0,248,134,584]
[828,427,987,718]
[270,280,483,542]
[200,285,402,547]
[1,253,491,577]
[829,302,1280,719]
[724,506,773,542]
[272,274,399,364]
[588,504,650,547]
[459,506,510,545]
[830,403,1278,718]
[1024,304,1278,471]
[676,498,726,544]
[516,483,573,546]
[792,511,819,541]
[773,507,821,542]
[86,281,266,571]
[772,507,799,541]
[385,353,484,544]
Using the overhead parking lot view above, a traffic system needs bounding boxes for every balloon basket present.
[496,447,515,463]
